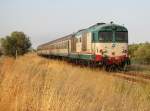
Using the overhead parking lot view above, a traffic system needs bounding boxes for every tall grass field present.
[0,54,150,111]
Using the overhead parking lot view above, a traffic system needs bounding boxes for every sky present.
[0,0,150,48]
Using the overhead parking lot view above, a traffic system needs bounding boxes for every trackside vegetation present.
[128,42,150,64]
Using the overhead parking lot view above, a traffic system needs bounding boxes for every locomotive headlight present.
[100,49,103,53]
[99,49,107,55]
[124,50,127,53]
[103,50,107,53]
[112,52,115,55]
[122,50,127,53]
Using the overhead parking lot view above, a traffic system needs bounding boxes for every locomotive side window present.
[99,32,113,42]
[77,38,81,43]
[92,33,95,42]
[80,37,82,42]
[115,32,128,43]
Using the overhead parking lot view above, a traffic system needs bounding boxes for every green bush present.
[128,44,139,58]
[129,42,150,64]
[1,31,31,57]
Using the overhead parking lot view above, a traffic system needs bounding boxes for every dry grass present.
[0,53,150,111]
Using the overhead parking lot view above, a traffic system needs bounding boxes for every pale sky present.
[0,0,150,48]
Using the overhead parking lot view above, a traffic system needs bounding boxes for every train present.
[37,22,130,71]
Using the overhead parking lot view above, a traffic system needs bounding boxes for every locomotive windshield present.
[115,31,128,43]
[99,32,113,42]
[99,31,128,43]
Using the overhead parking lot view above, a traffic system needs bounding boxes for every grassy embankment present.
[0,53,150,111]
[129,63,150,75]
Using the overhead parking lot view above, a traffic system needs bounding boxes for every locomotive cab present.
[91,24,130,68]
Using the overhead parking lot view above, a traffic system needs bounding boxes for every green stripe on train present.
[69,53,95,60]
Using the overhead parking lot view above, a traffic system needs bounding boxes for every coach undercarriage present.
[39,53,130,72]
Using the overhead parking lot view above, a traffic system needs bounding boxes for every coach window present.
[80,37,82,42]
[61,43,62,49]
[77,38,79,42]
[62,42,64,48]
[92,33,95,42]
[65,41,67,48]
[59,42,60,48]
[60,42,61,48]
[62,42,63,48]
[65,42,66,48]
[61,42,63,48]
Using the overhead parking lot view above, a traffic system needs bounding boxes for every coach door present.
[71,36,77,52]
[87,32,92,52]
[82,32,87,51]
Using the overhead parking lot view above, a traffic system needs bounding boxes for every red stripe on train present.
[95,55,103,61]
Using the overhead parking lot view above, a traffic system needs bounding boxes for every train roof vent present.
[96,23,106,25]
[78,29,86,32]
[110,21,114,24]
[89,23,106,28]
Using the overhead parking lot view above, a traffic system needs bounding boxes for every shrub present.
[129,42,150,64]
[1,31,31,57]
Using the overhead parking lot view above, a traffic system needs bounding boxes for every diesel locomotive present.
[37,22,130,71]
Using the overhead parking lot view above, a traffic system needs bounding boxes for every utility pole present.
[15,50,18,59]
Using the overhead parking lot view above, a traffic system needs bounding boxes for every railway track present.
[70,62,150,84]
[112,71,150,84]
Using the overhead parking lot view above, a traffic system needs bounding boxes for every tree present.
[1,31,31,57]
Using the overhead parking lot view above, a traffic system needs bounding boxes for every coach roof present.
[38,34,74,48]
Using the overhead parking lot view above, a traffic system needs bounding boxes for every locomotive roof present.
[75,23,128,35]
[88,23,128,32]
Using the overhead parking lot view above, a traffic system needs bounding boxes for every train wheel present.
[110,64,117,72]
[123,63,129,72]
[103,65,110,72]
